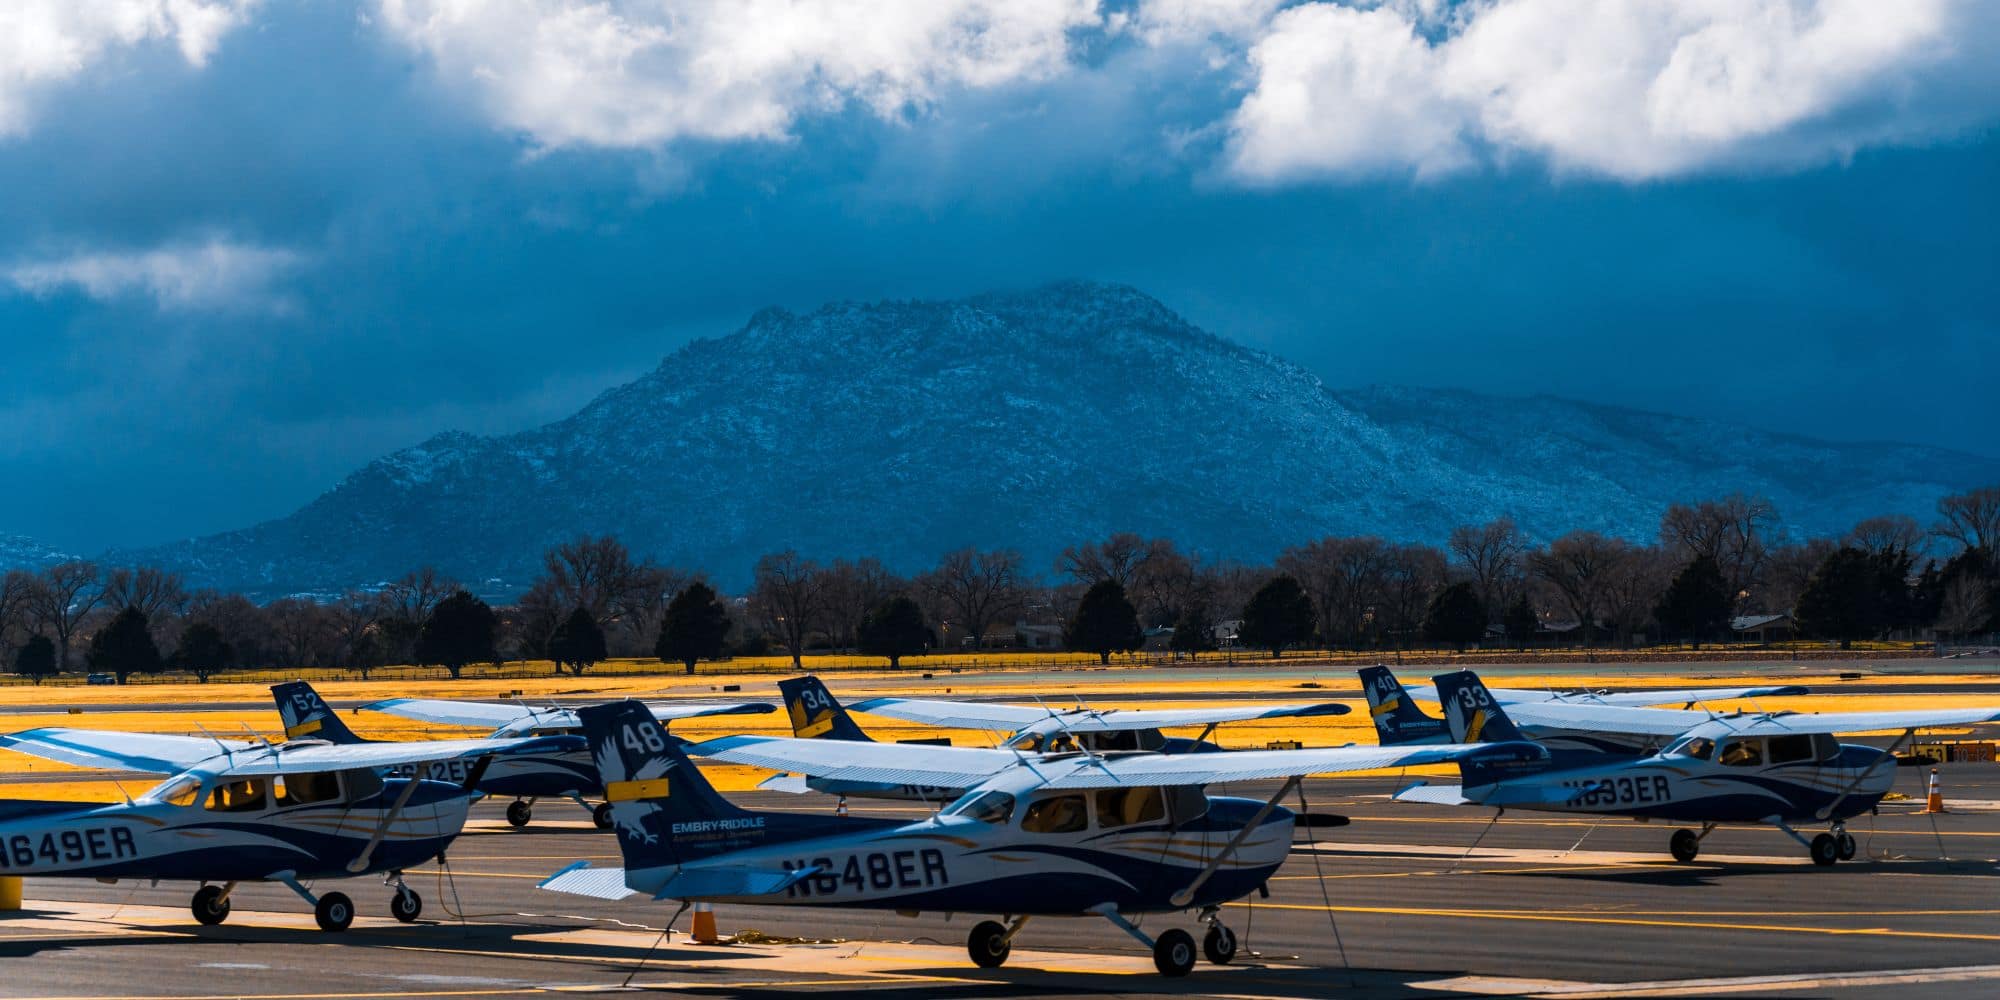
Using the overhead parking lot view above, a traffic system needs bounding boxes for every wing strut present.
[346,771,426,873]
[1169,776,1300,908]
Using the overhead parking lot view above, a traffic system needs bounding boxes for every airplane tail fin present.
[1432,670,1528,744]
[1360,665,1448,745]
[271,681,368,744]
[778,675,873,742]
[579,700,768,868]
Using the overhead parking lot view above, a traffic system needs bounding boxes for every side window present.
[1094,787,1166,829]
[1020,794,1088,834]
[343,768,385,802]
[276,772,343,807]
[1165,785,1209,827]
[1680,738,1715,761]
[1718,738,1764,767]
[206,778,268,812]
[154,776,203,807]
[955,791,1014,824]
[1767,735,1815,764]
[1811,733,1842,762]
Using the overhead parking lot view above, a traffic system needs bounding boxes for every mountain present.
[102,281,1998,595]
[0,535,77,572]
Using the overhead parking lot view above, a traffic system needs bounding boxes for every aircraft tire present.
[1810,833,1840,867]
[1837,832,1857,860]
[316,891,355,932]
[1669,829,1700,863]
[392,889,423,923]
[967,920,1010,968]
[1154,929,1196,977]
[506,800,533,827]
[191,885,231,926]
[1203,925,1238,965]
[594,802,614,830]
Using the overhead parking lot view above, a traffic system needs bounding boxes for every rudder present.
[778,675,873,742]
[1360,665,1448,745]
[1432,670,1527,744]
[580,700,766,869]
[271,681,368,744]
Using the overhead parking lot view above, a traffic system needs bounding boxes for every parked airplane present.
[274,681,774,829]
[0,725,576,929]
[539,699,1533,976]
[764,675,1351,801]
[1361,664,1807,754]
[1393,670,2000,866]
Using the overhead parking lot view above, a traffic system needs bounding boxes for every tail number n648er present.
[785,849,948,897]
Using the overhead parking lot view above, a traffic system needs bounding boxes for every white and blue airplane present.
[1393,670,2000,866]
[538,698,1531,976]
[1361,664,1809,754]
[764,674,1351,801]
[0,725,577,930]
[275,681,774,829]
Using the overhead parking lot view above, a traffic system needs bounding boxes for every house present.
[1211,619,1243,648]
[1732,612,1796,644]
[1013,623,1065,650]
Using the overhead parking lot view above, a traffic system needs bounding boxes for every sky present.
[1,0,1996,554]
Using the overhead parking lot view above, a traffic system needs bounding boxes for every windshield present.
[1663,736,1714,760]
[144,774,203,807]
[942,790,1015,824]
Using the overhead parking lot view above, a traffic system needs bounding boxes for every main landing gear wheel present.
[391,888,423,923]
[191,885,231,926]
[967,920,1011,969]
[1203,925,1238,965]
[1670,828,1700,863]
[1837,831,1857,861]
[315,891,355,932]
[1810,833,1840,867]
[593,802,614,830]
[506,800,533,828]
[1153,928,1196,977]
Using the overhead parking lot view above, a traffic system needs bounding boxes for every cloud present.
[1226,0,2000,183]
[6,238,304,313]
[373,0,1103,149]
[0,0,258,135]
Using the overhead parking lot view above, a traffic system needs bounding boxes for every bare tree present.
[1129,542,1198,628]
[1602,545,1674,647]
[1277,536,1388,648]
[1658,494,1777,611]
[1847,516,1927,562]
[820,558,897,650]
[1529,533,1630,648]
[540,535,652,621]
[1761,539,1838,614]
[187,591,274,670]
[1934,486,2000,558]
[380,567,458,665]
[27,561,103,672]
[103,567,188,618]
[1934,574,1993,642]
[752,551,826,669]
[921,548,1025,651]
[1377,543,1448,649]
[1449,518,1526,618]
[327,590,386,674]
[266,597,331,669]
[1057,533,1156,589]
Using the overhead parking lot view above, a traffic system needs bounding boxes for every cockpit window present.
[1718,738,1764,767]
[1020,794,1088,834]
[275,772,343,806]
[206,778,268,812]
[1665,736,1714,760]
[945,790,1015,824]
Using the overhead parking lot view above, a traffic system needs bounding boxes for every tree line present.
[4,486,1998,682]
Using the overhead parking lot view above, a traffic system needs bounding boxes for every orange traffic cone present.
[836,795,849,818]
[690,901,720,943]
[1924,767,1948,814]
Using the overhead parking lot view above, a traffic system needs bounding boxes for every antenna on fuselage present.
[192,722,235,762]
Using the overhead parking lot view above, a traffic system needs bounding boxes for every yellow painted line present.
[403,868,545,880]
[6,992,548,1000]
[1270,863,1648,880]
[1329,815,2000,837]
[1228,901,2000,943]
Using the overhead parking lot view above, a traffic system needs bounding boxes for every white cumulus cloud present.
[1226,0,2000,183]
[6,238,304,314]
[0,0,258,135]
[374,0,1103,149]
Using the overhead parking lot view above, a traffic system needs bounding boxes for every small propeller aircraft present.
[0,724,577,930]
[765,675,1351,801]
[273,681,774,829]
[1393,670,2000,866]
[538,699,1531,976]
[1360,664,1808,754]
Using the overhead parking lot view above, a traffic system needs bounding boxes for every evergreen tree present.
[856,595,928,669]
[89,606,161,685]
[1168,605,1216,659]
[173,621,236,684]
[13,635,56,685]
[1653,555,1731,648]
[1064,580,1145,665]
[1239,575,1316,659]
[549,607,608,676]
[657,581,731,675]
[1423,581,1487,651]
[1795,547,1895,650]
[1502,596,1540,649]
[416,590,498,680]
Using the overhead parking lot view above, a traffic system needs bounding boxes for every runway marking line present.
[1232,901,2000,943]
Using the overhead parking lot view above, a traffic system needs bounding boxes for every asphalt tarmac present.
[8,757,2000,999]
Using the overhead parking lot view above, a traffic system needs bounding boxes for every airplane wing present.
[847,697,1349,733]
[1722,708,2000,737]
[691,734,1022,789]
[1489,702,1714,737]
[208,734,583,777]
[1039,743,1502,789]
[0,728,259,773]
[365,698,773,733]
[1402,683,1805,706]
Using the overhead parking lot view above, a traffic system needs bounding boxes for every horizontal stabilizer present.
[537,862,639,900]
[1393,782,1472,806]
[655,864,823,900]
[756,773,812,794]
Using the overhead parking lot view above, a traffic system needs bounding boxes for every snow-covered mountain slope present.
[97,282,1999,594]
[0,535,77,572]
